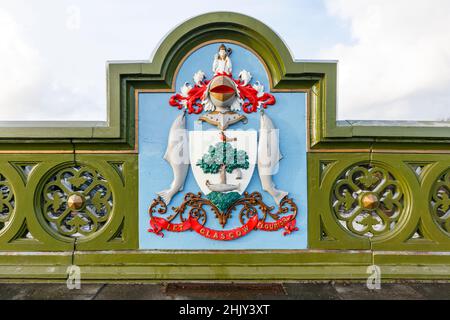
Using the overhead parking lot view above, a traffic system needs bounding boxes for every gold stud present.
[361,193,379,210]
[67,194,85,211]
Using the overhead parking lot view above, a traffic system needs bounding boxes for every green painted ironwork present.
[430,169,450,235]
[332,164,404,237]
[0,154,137,252]
[308,153,450,251]
[41,165,113,238]
[0,173,14,232]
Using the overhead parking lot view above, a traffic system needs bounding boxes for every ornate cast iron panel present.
[332,164,404,238]
[40,165,113,238]
[0,173,14,232]
[0,155,137,252]
[309,153,450,251]
[430,169,450,235]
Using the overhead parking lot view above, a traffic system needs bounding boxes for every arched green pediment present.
[107,11,339,151]
[109,11,337,88]
[144,11,293,88]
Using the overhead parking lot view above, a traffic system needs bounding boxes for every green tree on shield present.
[196,141,249,185]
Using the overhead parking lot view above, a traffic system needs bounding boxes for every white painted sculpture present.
[257,112,288,205]
[212,44,232,75]
[157,113,189,204]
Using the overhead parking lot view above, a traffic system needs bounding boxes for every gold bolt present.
[361,193,379,210]
[67,194,85,211]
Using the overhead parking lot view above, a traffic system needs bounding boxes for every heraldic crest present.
[148,44,298,241]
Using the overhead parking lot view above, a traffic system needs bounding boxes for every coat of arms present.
[148,44,298,240]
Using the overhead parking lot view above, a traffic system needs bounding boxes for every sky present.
[0,0,449,121]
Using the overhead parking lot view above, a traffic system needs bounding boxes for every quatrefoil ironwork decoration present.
[332,164,404,237]
[41,165,113,238]
[430,169,450,235]
[0,173,14,232]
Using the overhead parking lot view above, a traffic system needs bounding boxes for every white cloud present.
[0,8,42,118]
[0,7,105,121]
[322,0,450,120]
[0,1,296,121]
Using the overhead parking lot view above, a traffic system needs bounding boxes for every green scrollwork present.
[430,169,450,235]
[0,173,14,231]
[332,164,404,238]
[41,165,113,238]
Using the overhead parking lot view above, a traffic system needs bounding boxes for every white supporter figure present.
[212,44,232,75]
[157,113,189,205]
[257,112,288,205]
